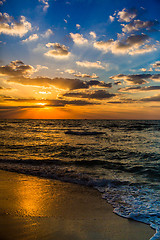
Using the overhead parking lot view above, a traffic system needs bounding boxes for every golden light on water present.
[38,91,51,94]
[36,102,47,106]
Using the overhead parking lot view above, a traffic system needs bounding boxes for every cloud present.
[0,0,6,5]
[86,80,112,88]
[0,13,32,37]
[76,61,104,69]
[63,89,115,100]
[109,15,115,22]
[114,81,121,85]
[70,33,88,45]
[94,7,159,56]
[7,76,112,90]
[94,34,157,55]
[119,85,160,92]
[39,0,49,12]
[41,29,53,38]
[89,31,96,39]
[45,43,70,58]
[1,61,112,90]
[151,61,160,68]
[22,34,39,42]
[65,69,99,79]
[36,65,48,71]
[0,60,35,76]
[65,69,75,74]
[141,94,160,102]
[140,68,147,72]
[111,71,160,84]
[110,73,151,85]
[117,8,137,22]
[76,24,81,29]
[7,76,88,89]
[74,72,99,78]
[151,74,160,82]
[0,61,48,77]
[0,96,95,107]
[122,20,158,33]
[64,19,67,23]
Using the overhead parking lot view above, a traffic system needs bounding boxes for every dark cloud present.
[63,90,115,100]
[1,61,112,90]
[107,101,123,104]
[119,86,160,92]
[110,73,151,85]
[114,81,121,85]
[86,80,112,88]
[141,94,160,102]
[7,76,112,90]
[45,43,70,58]
[122,20,159,33]
[0,60,34,76]
[47,99,96,106]
[94,34,155,55]
[151,74,160,82]
[152,61,160,68]
[0,95,96,106]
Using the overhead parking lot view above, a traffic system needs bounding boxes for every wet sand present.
[0,170,155,240]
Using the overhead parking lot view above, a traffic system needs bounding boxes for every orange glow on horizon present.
[0,103,160,119]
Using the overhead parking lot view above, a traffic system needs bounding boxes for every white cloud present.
[76,61,104,69]
[0,13,32,37]
[39,0,49,12]
[41,29,53,38]
[65,69,75,74]
[36,65,48,72]
[94,34,157,55]
[45,42,70,58]
[74,72,99,78]
[109,15,115,22]
[117,8,137,22]
[89,31,96,39]
[76,24,81,29]
[65,69,99,78]
[70,33,88,45]
[140,68,147,72]
[22,34,39,42]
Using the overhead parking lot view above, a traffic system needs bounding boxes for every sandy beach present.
[0,170,155,240]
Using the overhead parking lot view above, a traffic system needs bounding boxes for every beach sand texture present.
[0,170,155,240]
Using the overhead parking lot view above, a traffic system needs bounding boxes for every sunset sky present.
[0,0,160,119]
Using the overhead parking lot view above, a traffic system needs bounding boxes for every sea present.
[0,119,160,240]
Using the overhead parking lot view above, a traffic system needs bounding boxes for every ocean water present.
[0,119,160,239]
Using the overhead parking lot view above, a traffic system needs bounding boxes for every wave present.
[1,157,160,181]
[65,130,104,135]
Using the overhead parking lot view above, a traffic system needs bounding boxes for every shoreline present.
[0,169,155,240]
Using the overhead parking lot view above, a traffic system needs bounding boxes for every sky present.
[0,0,160,119]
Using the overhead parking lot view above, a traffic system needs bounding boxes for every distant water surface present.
[0,119,160,240]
